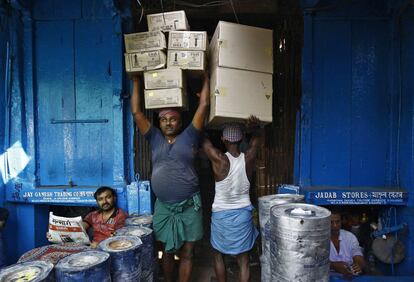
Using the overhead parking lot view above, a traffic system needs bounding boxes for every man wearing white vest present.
[202,116,263,282]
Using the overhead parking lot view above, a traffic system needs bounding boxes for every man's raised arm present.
[245,116,264,160]
[244,116,264,178]
[130,76,151,135]
[192,73,210,130]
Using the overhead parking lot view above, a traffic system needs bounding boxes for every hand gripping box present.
[167,50,206,71]
[144,88,187,109]
[168,31,208,51]
[147,10,189,32]
[124,50,166,73]
[208,66,273,128]
[124,31,166,52]
[144,68,184,90]
[209,21,273,74]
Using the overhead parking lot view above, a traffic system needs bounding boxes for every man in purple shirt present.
[131,74,209,282]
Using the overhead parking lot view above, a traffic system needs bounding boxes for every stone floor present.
[156,237,262,282]
[156,159,262,281]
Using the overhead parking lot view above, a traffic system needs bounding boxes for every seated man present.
[48,186,128,248]
[83,186,128,247]
[330,210,366,276]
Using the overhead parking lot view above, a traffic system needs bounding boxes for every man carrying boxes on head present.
[202,117,263,282]
[130,73,209,282]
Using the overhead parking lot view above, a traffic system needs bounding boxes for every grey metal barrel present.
[258,194,304,282]
[116,226,155,281]
[99,235,143,282]
[55,250,111,282]
[0,261,54,282]
[270,203,331,282]
[126,214,153,228]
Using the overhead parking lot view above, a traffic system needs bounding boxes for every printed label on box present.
[125,51,166,73]
[144,69,184,89]
[167,51,205,70]
[169,31,207,51]
[147,11,189,32]
[124,31,166,52]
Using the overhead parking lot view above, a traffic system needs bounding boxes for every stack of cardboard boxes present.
[167,31,208,72]
[124,31,167,73]
[124,14,273,124]
[124,10,208,110]
[143,68,186,109]
[208,21,273,127]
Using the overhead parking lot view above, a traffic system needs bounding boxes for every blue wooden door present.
[34,6,123,187]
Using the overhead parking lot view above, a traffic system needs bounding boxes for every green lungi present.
[153,193,203,253]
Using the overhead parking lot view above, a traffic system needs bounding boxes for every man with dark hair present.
[83,186,128,248]
[330,210,366,276]
[201,116,262,282]
[131,74,209,282]
[47,186,127,248]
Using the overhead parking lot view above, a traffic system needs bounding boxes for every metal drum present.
[125,214,153,228]
[116,226,154,281]
[258,194,304,282]
[0,261,54,282]
[99,235,143,282]
[270,203,331,282]
[55,250,110,282]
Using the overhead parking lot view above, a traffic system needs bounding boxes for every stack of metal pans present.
[54,250,110,282]
[99,235,143,282]
[0,261,54,282]
[116,226,155,281]
[258,194,304,282]
[270,203,331,282]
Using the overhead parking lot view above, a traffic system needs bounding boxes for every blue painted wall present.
[298,0,398,187]
[298,0,414,275]
[0,5,6,159]
[0,3,8,195]
[400,6,414,208]
[0,0,133,264]
[0,0,26,265]
[398,5,414,275]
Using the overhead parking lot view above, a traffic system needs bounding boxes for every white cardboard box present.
[168,31,208,51]
[147,10,189,32]
[144,68,184,89]
[124,50,166,73]
[144,88,187,109]
[208,67,273,128]
[167,50,206,71]
[210,21,273,74]
[124,31,166,52]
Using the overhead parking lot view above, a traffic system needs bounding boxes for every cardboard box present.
[124,31,166,52]
[124,50,166,73]
[144,88,187,109]
[168,31,208,51]
[167,50,206,71]
[147,10,189,32]
[208,67,272,128]
[210,21,273,74]
[144,68,184,89]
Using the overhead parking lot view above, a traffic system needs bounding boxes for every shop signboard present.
[6,182,98,206]
[303,186,408,205]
